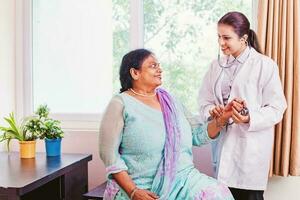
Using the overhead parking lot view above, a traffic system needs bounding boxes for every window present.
[32,0,113,114]
[113,0,253,112]
[147,0,253,111]
[22,0,254,130]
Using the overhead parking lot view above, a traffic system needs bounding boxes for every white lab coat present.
[198,47,287,190]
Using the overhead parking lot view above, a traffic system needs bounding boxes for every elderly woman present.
[99,49,234,200]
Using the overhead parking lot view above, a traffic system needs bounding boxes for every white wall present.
[0,0,16,151]
[0,1,300,199]
[265,176,300,200]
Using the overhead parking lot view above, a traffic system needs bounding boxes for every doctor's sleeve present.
[198,64,217,122]
[99,96,128,179]
[248,63,287,131]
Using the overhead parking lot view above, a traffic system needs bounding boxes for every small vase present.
[19,141,36,159]
[45,138,62,156]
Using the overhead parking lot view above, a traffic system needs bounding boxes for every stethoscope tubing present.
[213,48,251,117]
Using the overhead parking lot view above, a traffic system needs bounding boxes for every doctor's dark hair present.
[119,49,153,93]
[218,11,262,53]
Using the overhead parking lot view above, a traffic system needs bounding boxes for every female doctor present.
[198,12,287,200]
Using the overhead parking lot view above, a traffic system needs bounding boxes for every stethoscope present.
[214,47,251,118]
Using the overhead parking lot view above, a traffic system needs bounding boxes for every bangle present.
[130,187,139,200]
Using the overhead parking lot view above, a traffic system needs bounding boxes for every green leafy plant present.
[0,113,38,151]
[25,105,64,140]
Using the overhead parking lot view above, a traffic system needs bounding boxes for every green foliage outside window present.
[112,0,252,112]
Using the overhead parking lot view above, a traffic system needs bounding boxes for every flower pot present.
[21,157,36,169]
[19,141,36,159]
[45,138,62,156]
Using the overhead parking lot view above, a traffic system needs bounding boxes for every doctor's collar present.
[227,46,251,64]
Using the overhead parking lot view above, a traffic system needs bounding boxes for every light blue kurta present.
[99,92,233,200]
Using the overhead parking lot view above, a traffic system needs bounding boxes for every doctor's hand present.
[232,106,250,124]
[231,98,247,112]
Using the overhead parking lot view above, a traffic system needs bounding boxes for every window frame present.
[17,0,144,131]
[18,0,257,131]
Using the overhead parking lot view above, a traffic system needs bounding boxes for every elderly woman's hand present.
[210,104,233,120]
[208,104,232,129]
[132,188,159,200]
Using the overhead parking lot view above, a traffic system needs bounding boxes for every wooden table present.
[0,152,92,200]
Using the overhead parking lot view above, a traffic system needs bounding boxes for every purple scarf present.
[104,88,181,199]
[151,88,181,199]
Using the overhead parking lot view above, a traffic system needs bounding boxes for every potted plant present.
[26,105,64,156]
[0,113,39,158]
